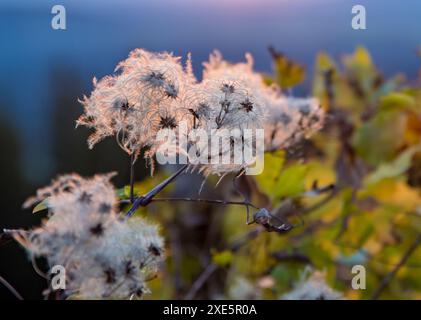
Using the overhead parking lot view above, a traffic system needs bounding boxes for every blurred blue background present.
[1,0,421,183]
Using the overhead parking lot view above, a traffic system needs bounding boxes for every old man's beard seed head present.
[77,48,325,177]
[18,173,164,299]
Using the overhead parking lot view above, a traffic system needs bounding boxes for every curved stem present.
[184,227,262,300]
[0,275,23,300]
[125,164,188,219]
[129,153,135,203]
[184,264,218,300]
[372,233,421,300]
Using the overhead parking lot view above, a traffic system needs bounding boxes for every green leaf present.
[32,199,48,213]
[271,264,303,292]
[116,185,142,200]
[344,47,373,69]
[342,47,378,96]
[365,145,421,185]
[255,151,285,195]
[352,110,406,166]
[379,92,416,112]
[212,249,233,267]
[273,163,308,198]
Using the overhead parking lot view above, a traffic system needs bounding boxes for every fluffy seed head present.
[19,173,164,299]
[77,49,195,163]
[77,49,325,177]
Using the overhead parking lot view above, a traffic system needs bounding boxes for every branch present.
[183,264,218,300]
[129,153,135,203]
[184,181,338,299]
[0,232,13,248]
[125,164,188,219]
[151,197,258,209]
[371,232,421,300]
[271,251,313,265]
[184,227,263,300]
[0,275,23,300]
[301,186,338,215]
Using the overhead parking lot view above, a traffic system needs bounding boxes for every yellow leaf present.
[365,145,421,185]
[362,179,421,212]
[379,92,416,112]
[212,249,233,267]
[33,199,48,213]
[255,151,285,195]
[270,49,306,88]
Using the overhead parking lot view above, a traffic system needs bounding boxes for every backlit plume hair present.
[18,173,164,299]
[77,49,195,164]
[264,96,324,151]
[77,48,325,176]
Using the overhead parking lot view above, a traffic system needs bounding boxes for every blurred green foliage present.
[135,47,421,300]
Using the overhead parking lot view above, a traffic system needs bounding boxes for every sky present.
[1,0,421,182]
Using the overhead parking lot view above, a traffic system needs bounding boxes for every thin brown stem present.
[372,233,421,300]
[184,227,263,300]
[301,187,338,215]
[151,197,258,209]
[129,153,135,203]
[125,164,188,218]
[184,264,218,300]
[0,232,13,247]
[0,275,23,300]
[184,182,339,299]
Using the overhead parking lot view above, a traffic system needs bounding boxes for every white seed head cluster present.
[264,95,324,151]
[202,50,324,147]
[77,49,194,162]
[20,173,164,300]
[78,48,325,176]
[281,269,343,300]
